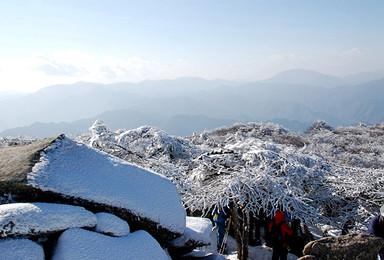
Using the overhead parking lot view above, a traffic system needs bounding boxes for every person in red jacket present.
[269,209,293,260]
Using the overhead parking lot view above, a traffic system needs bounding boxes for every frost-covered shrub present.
[73,120,384,231]
[89,119,113,149]
[116,126,198,160]
[306,120,333,133]
[0,136,40,147]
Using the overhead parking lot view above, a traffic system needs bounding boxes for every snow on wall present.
[0,238,45,260]
[27,136,186,234]
[52,228,171,260]
[0,203,96,237]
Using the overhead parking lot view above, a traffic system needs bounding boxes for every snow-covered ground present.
[224,236,298,260]
[187,229,298,260]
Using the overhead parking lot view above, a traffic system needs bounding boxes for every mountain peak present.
[264,69,345,88]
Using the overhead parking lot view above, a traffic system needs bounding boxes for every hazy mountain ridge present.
[0,111,239,138]
[263,69,345,88]
[264,69,384,87]
[1,70,383,137]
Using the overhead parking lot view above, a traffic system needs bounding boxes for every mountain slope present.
[343,70,384,85]
[313,78,384,124]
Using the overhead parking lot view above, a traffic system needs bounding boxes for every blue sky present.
[0,0,383,92]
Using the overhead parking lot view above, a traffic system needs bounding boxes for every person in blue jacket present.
[212,205,230,252]
[368,205,384,259]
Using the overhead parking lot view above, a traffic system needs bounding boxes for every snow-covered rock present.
[169,216,213,256]
[0,238,45,260]
[27,136,186,240]
[95,212,130,237]
[52,228,170,260]
[171,216,212,247]
[0,202,96,238]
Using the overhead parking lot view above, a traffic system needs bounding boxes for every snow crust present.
[28,136,186,234]
[52,228,170,260]
[171,216,212,247]
[0,203,96,237]
[0,238,45,260]
[95,212,130,237]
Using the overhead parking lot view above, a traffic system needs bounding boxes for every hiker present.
[269,209,292,260]
[289,218,306,257]
[368,205,384,259]
[212,205,230,253]
[341,219,353,235]
[303,225,314,244]
[249,211,262,246]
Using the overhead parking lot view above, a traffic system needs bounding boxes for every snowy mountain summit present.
[1,120,384,259]
[0,134,213,259]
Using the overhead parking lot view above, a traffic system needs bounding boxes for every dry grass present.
[0,135,62,183]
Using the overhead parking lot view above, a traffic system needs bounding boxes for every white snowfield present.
[95,212,130,237]
[52,228,171,260]
[0,238,45,260]
[27,136,186,234]
[171,216,213,247]
[0,203,96,237]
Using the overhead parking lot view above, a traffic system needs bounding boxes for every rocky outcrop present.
[299,233,384,260]
[0,135,68,205]
[0,135,190,255]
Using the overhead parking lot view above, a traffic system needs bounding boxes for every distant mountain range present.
[1,69,383,137]
[264,69,384,87]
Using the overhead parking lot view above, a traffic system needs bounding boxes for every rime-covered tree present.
[74,121,384,235]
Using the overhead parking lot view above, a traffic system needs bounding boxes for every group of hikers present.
[212,205,308,260]
[211,204,384,260]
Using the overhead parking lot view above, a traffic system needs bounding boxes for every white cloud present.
[0,51,186,92]
[0,47,382,93]
[38,63,87,77]
[98,56,159,81]
[331,48,362,58]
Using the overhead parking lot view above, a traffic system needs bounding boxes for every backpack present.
[212,207,228,223]
[213,212,219,222]
[270,219,286,246]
